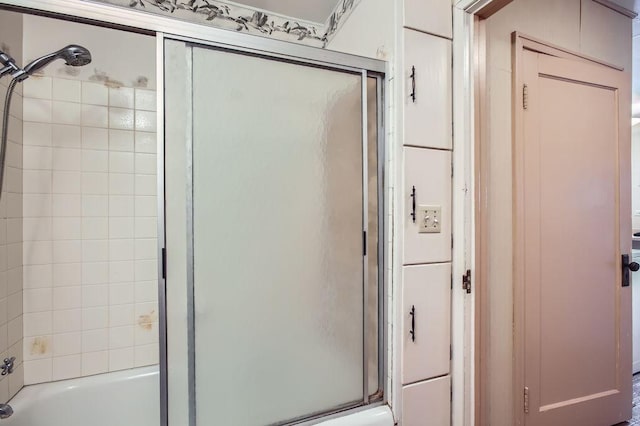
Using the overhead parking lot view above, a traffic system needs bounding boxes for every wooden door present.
[516,50,631,425]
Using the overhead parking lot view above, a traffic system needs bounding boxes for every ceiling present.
[233,0,341,23]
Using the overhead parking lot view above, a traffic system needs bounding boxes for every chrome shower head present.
[22,45,91,75]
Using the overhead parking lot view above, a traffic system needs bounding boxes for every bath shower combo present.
[0,44,92,419]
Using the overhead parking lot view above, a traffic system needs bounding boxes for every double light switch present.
[417,205,441,233]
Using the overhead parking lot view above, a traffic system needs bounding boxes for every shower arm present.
[0,51,20,78]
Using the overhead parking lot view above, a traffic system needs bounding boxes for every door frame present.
[512,32,629,426]
[452,1,636,426]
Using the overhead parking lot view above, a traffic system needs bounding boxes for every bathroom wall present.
[19,16,158,385]
[0,10,25,401]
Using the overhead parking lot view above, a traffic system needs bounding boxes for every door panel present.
[403,147,452,265]
[403,30,452,150]
[518,50,631,425]
[402,263,451,384]
[402,375,451,426]
[404,0,452,39]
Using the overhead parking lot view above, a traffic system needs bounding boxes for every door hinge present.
[462,269,471,294]
[524,386,529,414]
[161,247,167,280]
[449,344,452,360]
[523,84,528,110]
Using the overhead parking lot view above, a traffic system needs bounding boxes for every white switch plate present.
[418,205,441,233]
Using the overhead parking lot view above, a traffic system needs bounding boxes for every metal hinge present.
[524,386,529,414]
[462,269,471,294]
[450,344,452,360]
[523,84,528,110]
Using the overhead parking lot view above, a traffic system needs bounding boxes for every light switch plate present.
[418,205,441,233]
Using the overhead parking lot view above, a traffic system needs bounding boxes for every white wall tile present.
[81,195,108,217]
[52,148,81,171]
[81,104,108,128]
[52,332,81,357]
[23,217,52,241]
[109,261,134,283]
[109,130,134,152]
[52,217,81,240]
[23,288,52,313]
[82,307,108,330]
[81,263,109,286]
[134,239,156,260]
[23,264,52,289]
[109,282,134,305]
[23,170,51,194]
[81,172,109,195]
[24,98,52,123]
[109,87,134,109]
[81,82,108,106]
[82,150,108,172]
[52,171,81,194]
[135,174,156,196]
[52,263,81,287]
[135,196,156,217]
[109,174,134,195]
[109,347,133,371]
[135,217,156,239]
[23,146,52,170]
[109,195,134,217]
[135,259,157,281]
[135,281,156,303]
[52,354,81,380]
[134,132,156,154]
[81,240,108,263]
[23,194,51,217]
[52,309,81,333]
[134,110,156,132]
[81,350,107,376]
[109,217,134,239]
[52,194,81,217]
[23,241,52,265]
[23,77,52,100]
[109,108,134,130]
[81,284,108,307]
[24,358,52,384]
[52,101,81,125]
[109,325,133,349]
[23,122,52,147]
[52,286,81,310]
[134,343,158,367]
[52,79,81,103]
[109,304,133,327]
[134,153,156,175]
[24,312,52,337]
[109,152,134,173]
[82,328,108,352]
[134,89,156,112]
[81,217,108,240]
[109,239,134,262]
[81,127,108,150]
[52,240,81,264]
[51,124,81,148]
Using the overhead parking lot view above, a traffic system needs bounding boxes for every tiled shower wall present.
[0,10,25,401]
[21,76,158,384]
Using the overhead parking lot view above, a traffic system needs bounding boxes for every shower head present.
[22,45,91,76]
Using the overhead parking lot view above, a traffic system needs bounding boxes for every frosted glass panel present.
[191,46,364,425]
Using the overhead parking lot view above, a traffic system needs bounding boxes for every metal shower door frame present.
[169,32,387,426]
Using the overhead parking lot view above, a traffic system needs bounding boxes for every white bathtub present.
[2,366,159,426]
[0,364,393,426]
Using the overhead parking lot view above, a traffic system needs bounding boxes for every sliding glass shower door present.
[164,38,384,426]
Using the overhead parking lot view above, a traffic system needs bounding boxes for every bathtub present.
[2,365,159,426]
[0,364,393,426]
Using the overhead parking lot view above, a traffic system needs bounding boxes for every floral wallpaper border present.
[91,0,360,48]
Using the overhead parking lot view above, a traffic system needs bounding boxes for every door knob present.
[622,254,638,286]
